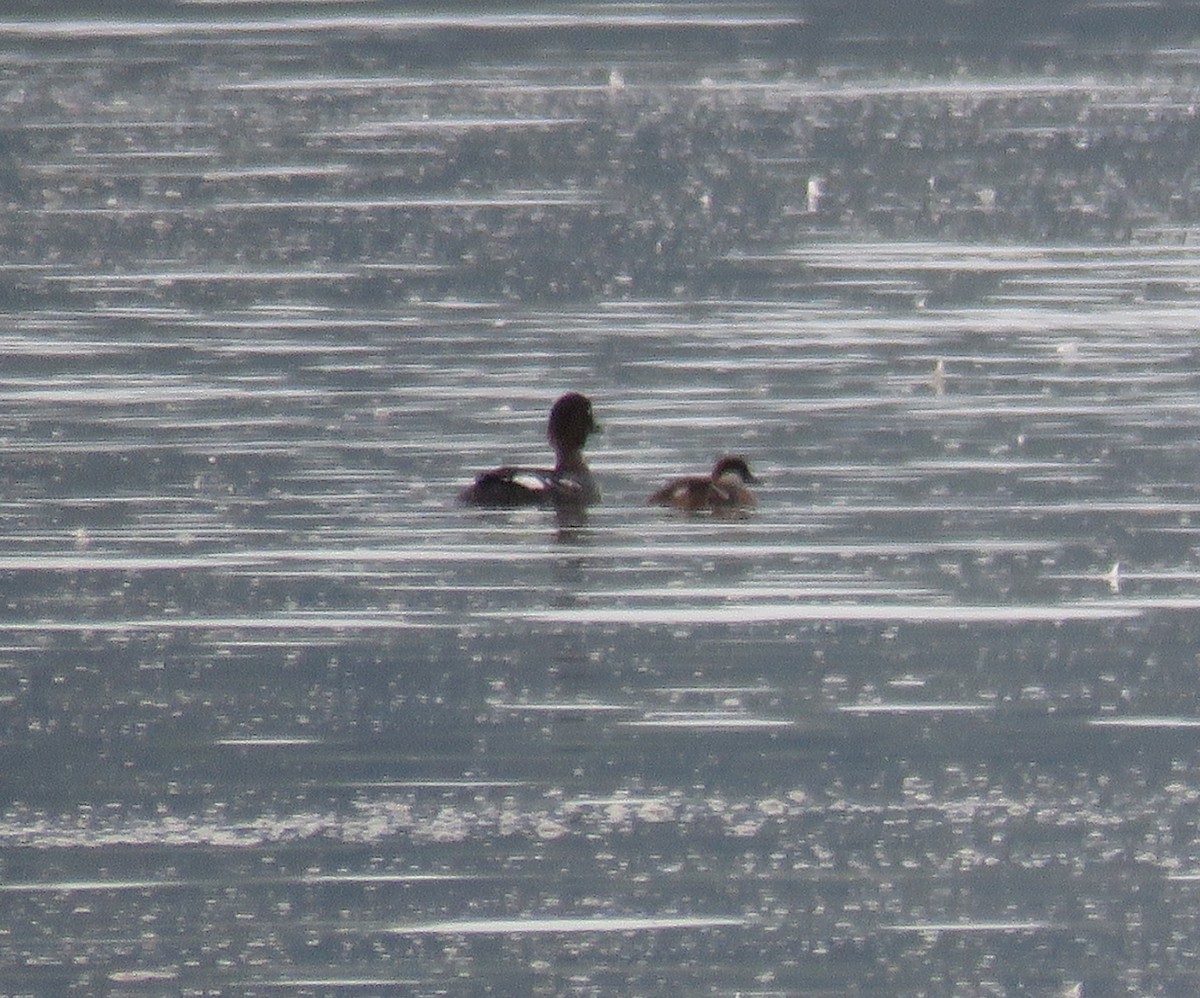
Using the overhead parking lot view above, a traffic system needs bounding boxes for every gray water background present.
[6,4,1200,995]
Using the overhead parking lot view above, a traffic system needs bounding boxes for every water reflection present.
[4,8,1200,997]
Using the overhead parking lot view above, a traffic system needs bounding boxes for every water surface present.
[3,6,1200,997]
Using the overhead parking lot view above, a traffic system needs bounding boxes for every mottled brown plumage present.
[648,456,758,514]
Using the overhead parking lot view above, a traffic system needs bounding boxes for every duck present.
[648,455,758,514]
[459,392,601,508]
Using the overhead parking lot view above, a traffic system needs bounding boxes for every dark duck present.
[648,455,758,514]
[459,392,601,509]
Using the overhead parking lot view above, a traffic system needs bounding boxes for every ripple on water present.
[4,22,1200,998]
[392,914,748,935]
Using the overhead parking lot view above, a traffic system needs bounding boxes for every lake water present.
[5,5,1200,996]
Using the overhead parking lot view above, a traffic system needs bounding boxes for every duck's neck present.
[554,447,588,475]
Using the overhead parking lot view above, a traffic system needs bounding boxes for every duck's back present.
[459,468,549,507]
[460,467,598,508]
[649,473,756,513]
[648,476,717,512]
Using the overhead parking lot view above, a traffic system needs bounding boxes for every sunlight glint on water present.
[2,7,1200,997]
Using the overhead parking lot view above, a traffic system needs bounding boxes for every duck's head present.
[547,392,599,453]
[712,455,757,484]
